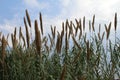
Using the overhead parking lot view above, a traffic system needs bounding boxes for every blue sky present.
[0,0,120,37]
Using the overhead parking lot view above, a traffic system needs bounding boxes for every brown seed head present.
[24,17,30,48]
[35,20,41,56]
[83,16,85,31]
[26,9,31,27]
[92,15,95,32]
[39,12,43,35]
[114,13,117,31]
[89,20,91,32]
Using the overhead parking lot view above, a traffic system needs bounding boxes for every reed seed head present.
[35,20,41,56]
[26,9,31,27]
[114,13,117,31]
[92,15,95,32]
[89,20,91,32]
[24,17,30,48]
[83,16,85,31]
[40,12,43,35]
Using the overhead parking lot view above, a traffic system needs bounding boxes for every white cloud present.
[59,0,70,7]
[59,0,120,20]
[23,0,49,9]
[0,24,14,34]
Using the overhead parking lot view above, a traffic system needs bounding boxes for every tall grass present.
[0,10,120,80]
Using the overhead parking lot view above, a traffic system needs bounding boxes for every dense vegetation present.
[0,10,120,80]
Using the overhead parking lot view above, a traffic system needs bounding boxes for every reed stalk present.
[60,64,66,80]
[72,35,81,50]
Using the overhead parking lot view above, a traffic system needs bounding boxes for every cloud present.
[23,0,49,9]
[59,0,70,7]
[58,0,120,20]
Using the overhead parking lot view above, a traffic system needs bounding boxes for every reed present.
[72,35,81,50]
[11,34,14,48]
[86,40,90,62]
[0,10,119,80]
[1,36,6,80]
[1,36,6,61]
[114,13,117,45]
[99,24,101,34]
[34,20,41,56]
[89,20,91,32]
[101,32,105,41]
[25,9,31,28]
[19,27,26,47]
[78,19,83,40]
[55,31,61,53]
[105,22,111,40]
[98,33,101,40]
[114,13,117,32]
[83,16,85,32]
[24,17,30,48]
[60,64,66,80]
[68,21,73,38]
[39,13,43,35]
[92,15,95,32]
[51,26,56,40]
[65,20,69,54]
[19,27,22,42]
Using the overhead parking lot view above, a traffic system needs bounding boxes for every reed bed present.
[0,10,120,80]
